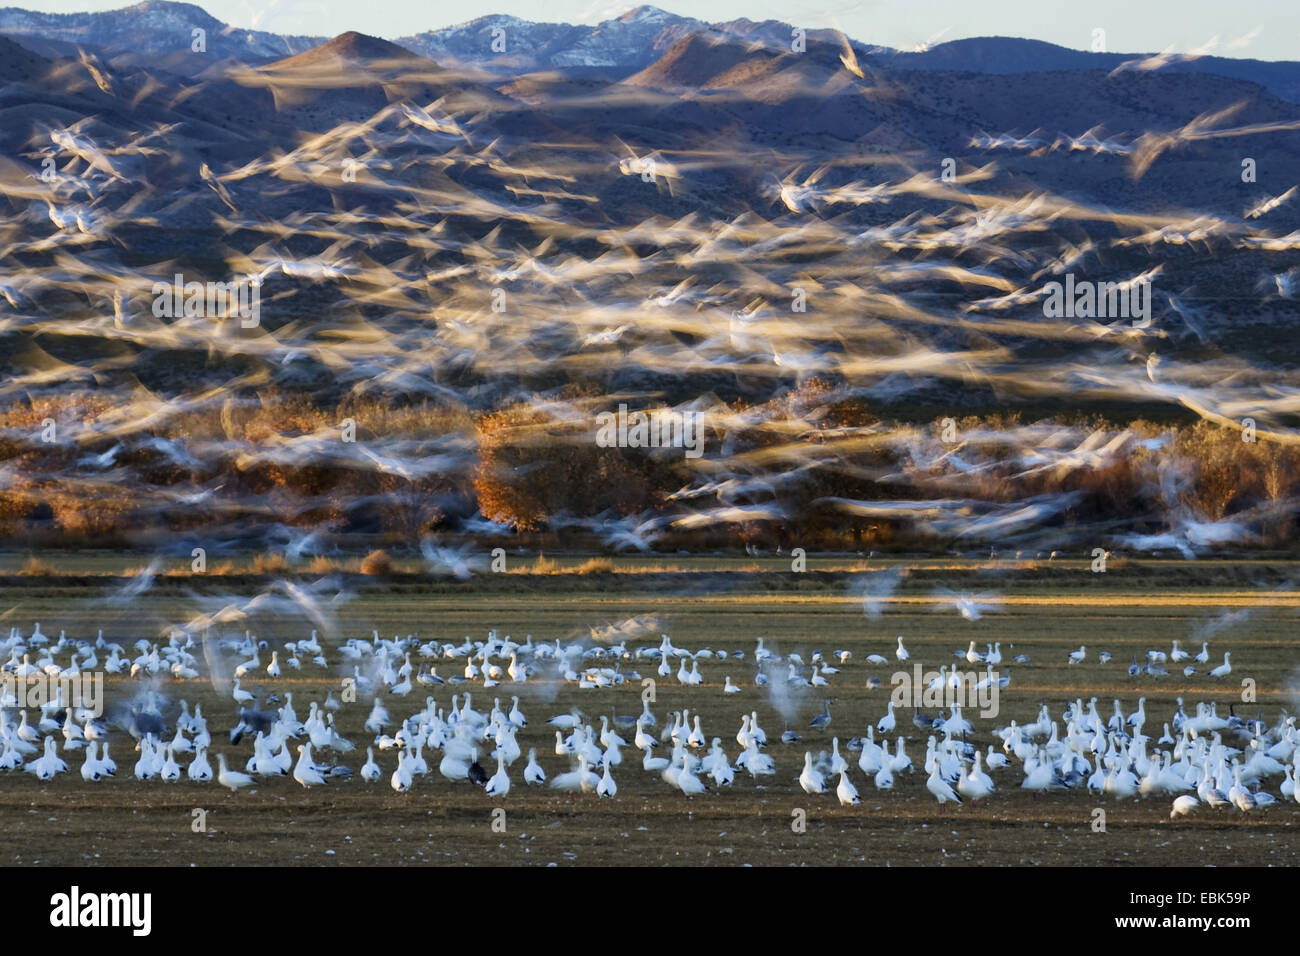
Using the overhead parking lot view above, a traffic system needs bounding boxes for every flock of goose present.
[2,622,1295,822]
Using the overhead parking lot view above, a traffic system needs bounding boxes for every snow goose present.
[830,738,848,775]
[550,754,599,792]
[440,749,472,783]
[890,737,913,774]
[926,765,961,803]
[876,702,896,735]
[798,752,825,794]
[1170,794,1199,818]
[293,744,327,787]
[216,753,253,791]
[1021,750,1056,791]
[957,753,994,800]
[676,763,707,795]
[99,742,116,776]
[634,719,657,752]
[985,746,1008,771]
[1228,766,1255,811]
[485,754,511,797]
[188,746,212,782]
[231,678,254,706]
[80,742,103,781]
[895,636,909,661]
[836,770,860,806]
[642,747,670,772]
[1209,653,1232,679]
[595,759,616,797]
[160,745,182,782]
[524,748,547,784]
[857,727,883,774]
[390,750,413,792]
[687,715,706,749]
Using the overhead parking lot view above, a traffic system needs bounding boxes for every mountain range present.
[2,1,1299,103]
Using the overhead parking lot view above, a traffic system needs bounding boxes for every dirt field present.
[3,559,1298,866]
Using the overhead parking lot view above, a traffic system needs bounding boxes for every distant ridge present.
[0,3,1297,102]
[264,31,428,70]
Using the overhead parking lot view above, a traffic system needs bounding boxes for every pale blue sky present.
[21,0,1300,60]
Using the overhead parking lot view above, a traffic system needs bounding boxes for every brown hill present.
[623,32,772,90]
[264,31,429,71]
[0,34,50,83]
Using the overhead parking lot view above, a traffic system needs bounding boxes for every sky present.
[18,0,1300,60]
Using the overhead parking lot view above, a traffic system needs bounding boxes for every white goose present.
[188,746,212,782]
[485,754,511,797]
[216,753,253,791]
[957,753,995,800]
[293,743,327,788]
[524,748,547,784]
[595,759,617,797]
[799,751,825,794]
[836,769,860,806]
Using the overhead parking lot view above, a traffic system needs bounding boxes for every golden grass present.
[17,555,56,576]
[359,550,394,575]
[529,553,558,574]
[251,553,290,575]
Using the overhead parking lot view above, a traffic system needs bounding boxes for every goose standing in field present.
[876,702,896,734]
[1194,642,1210,664]
[231,677,254,705]
[550,754,599,792]
[524,748,546,784]
[830,738,848,775]
[188,746,212,782]
[99,742,116,776]
[874,760,894,790]
[836,770,860,806]
[799,751,826,794]
[1170,795,1199,818]
[957,753,994,800]
[890,737,913,774]
[485,754,511,797]
[810,700,832,730]
[642,746,670,772]
[391,750,414,792]
[293,743,327,788]
[926,764,961,804]
[1068,646,1086,665]
[676,761,707,795]
[985,746,1008,771]
[595,758,617,797]
[1228,766,1255,811]
[216,753,253,791]
[857,727,884,774]
[160,745,181,782]
[80,741,104,781]
[895,636,909,661]
[1209,653,1232,678]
